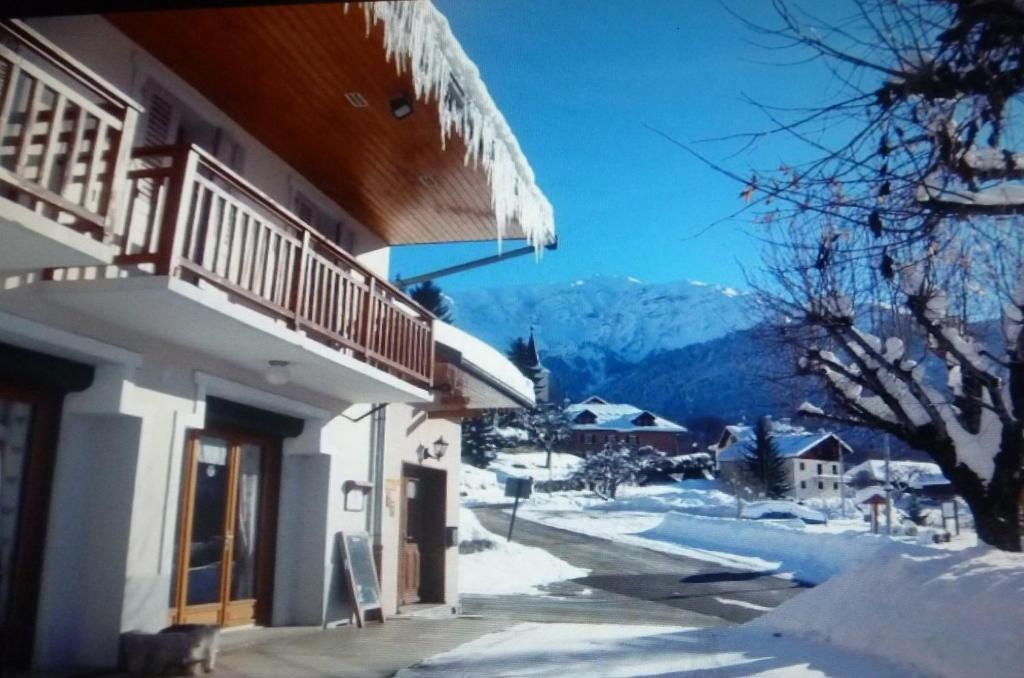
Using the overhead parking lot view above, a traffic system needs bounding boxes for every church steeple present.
[525,326,542,369]
[523,326,551,404]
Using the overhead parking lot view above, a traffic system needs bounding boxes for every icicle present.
[360,1,556,252]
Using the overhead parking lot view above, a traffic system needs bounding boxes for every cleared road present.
[466,506,809,626]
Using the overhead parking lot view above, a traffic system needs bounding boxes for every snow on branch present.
[360,1,556,250]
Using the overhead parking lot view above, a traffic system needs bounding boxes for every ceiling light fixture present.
[264,360,291,386]
[390,93,413,120]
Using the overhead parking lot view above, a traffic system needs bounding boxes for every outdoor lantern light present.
[390,93,413,119]
[264,360,291,386]
[431,436,449,460]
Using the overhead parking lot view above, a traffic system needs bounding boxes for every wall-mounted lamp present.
[430,436,449,460]
[417,436,449,463]
[390,93,413,120]
[342,480,373,512]
[265,360,291,386]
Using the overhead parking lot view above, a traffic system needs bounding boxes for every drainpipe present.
[366,404,387,575]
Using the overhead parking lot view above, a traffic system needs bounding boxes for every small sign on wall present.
[343,480,373,511]
[384,479,401,517]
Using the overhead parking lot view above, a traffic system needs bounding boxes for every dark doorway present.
[398,463,447,606]
[0,344,92,669]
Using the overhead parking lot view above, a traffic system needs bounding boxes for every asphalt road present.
[466,506,809,627]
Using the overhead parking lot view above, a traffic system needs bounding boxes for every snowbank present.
[490,451,583,483]
[639,512,899,583]
[458,508,588,595]
[755,545,1024,678]
[590,479,738,517]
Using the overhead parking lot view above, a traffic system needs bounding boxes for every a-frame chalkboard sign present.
[340,531,385,627]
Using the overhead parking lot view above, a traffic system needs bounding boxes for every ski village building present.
[715,423,853,501]
[567,396,690,455]
[0,4,550,671]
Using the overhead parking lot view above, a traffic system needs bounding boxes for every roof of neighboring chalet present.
[565,399,687,433]
[843,460,944,484]
[718,431,852,463]
[107,1,554,249]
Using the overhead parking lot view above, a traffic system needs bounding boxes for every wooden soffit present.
[107,4,524,245]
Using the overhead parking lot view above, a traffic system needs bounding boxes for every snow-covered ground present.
[396,622,925,677]
[458,507,588,595]
[460,452,583,506]
[754,544,1024,678]
[462,462,977,581]
[413,543,1024,677]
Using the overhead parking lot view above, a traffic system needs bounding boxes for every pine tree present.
[409,280,452,322]
[506,336,534,377]
[742,416,791,499]
[461,412,500,468]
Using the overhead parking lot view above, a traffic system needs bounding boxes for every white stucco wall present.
[379,404,461,616]
[792,458,842,500]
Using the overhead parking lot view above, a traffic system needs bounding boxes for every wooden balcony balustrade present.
[0,20,139,239]
[116,144,434,388]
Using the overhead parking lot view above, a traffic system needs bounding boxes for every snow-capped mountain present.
[448,275,756,395]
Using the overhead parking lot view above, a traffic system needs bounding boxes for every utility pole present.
[884,435,893,536]
[838,438,847,519]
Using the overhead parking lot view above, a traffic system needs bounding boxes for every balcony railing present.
[0,20,139,239]
[116,144,434,388]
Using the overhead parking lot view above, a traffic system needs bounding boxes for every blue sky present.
[390,0,843,292]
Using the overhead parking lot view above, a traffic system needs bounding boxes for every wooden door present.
[399,476,422,605]
[170,430,279,627]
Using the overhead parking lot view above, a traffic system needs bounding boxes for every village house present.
[844,459,955,501]
[0,4,550,671]
[716,422,853,501]
[566,396,690,455]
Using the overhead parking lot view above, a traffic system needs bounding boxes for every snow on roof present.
[565,400,687,433]
[718,431,851,463]
[843,460,943,484]
[854,486,887,505]
[361,1,555,250]
[433,320,535,407]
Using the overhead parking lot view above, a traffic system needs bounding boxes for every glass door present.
[171,431,277,627]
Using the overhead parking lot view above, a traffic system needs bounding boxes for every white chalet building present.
[716,423,853,501]
[0,4,551,671]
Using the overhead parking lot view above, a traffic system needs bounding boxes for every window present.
[584,434,594,444]
[142,80,246,172]
[817,463,823,474]
[833,482,838,490]
[292,190,356,252]
[800,480,806,489]
[818,481,824,490]
[799,462,805,471]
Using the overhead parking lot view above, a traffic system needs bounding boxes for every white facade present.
[0,12,537,672]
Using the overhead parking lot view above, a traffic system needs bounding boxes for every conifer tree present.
[409,280,452,322]
[742,416,791,499]
[461,412,500,468]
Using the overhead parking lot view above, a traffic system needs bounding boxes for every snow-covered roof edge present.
[359,1,556,251]
[433,320,535,407]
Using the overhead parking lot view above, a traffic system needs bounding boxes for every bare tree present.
[720,0,1024,550]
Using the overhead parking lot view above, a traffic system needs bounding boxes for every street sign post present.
[504,477,533,542]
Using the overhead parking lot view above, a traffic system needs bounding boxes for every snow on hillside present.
[448,276,755,392]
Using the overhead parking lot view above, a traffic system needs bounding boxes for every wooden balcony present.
[111,144,434,389]
[0,20,139,269]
